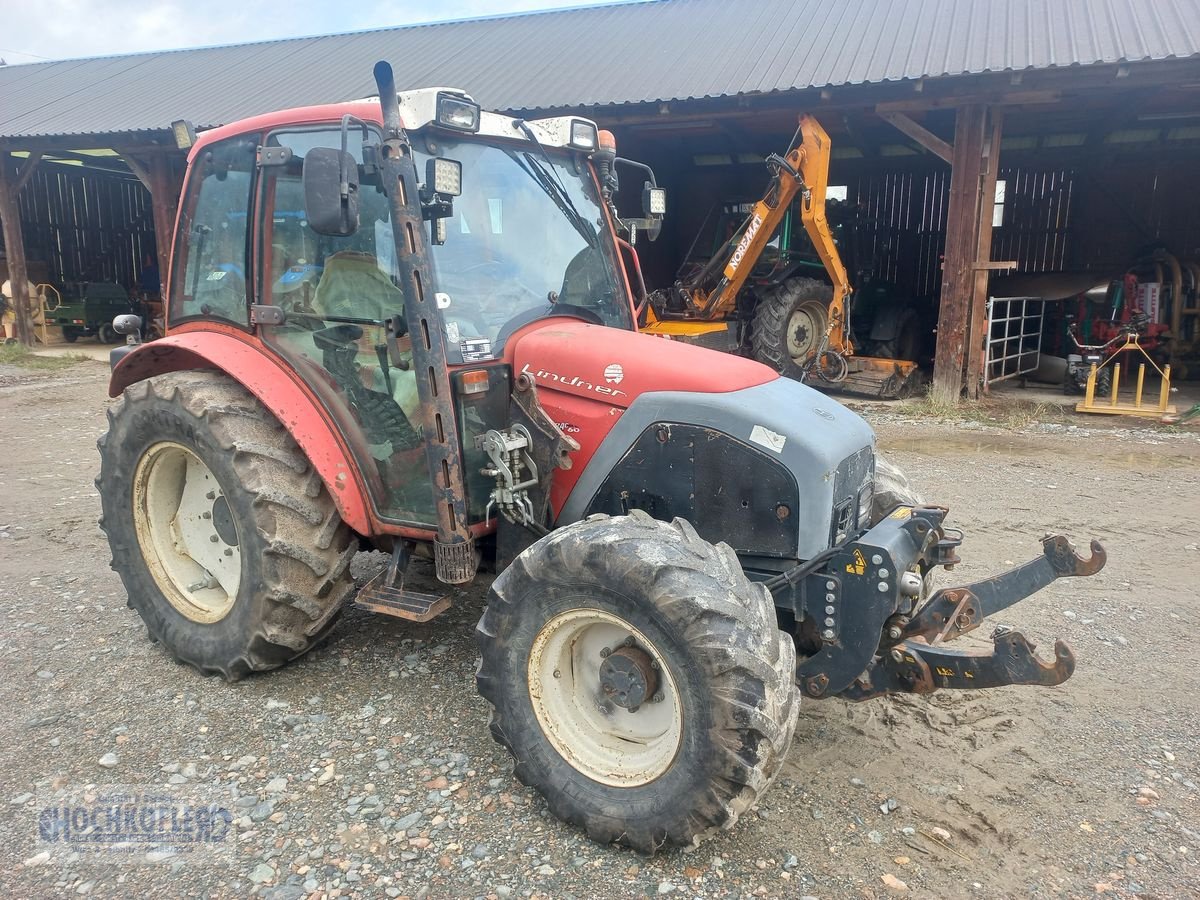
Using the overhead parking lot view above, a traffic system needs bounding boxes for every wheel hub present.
[132,442,242,624]
[598,645,659,710]
[527,609,684,787]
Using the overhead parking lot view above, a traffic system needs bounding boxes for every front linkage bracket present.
[893,535,1106,646]
[837,534,1105,702]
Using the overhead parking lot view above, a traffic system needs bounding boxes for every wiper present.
[510,125,597,248]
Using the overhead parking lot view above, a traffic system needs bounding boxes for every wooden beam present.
[121,153,154,192]
[876,110,953,163]
[0,154,35,347]
[966,109,1005,398]
[930,105,989,404]
[12,151,43,194]
[876,90,1060,114]
[146,155,180,297]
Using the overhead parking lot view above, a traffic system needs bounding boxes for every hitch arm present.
[900,535,1105,644]
[840,630,1076,701]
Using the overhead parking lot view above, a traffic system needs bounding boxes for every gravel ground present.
[1,359,1198,899]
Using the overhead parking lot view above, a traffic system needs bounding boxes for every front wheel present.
[97,371,356,679]
[476,511,800,853]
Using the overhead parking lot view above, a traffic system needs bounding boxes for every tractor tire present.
[751,277,832,380]
[476,511,800,854]
[97,370,355,680]
[871,455,924,524]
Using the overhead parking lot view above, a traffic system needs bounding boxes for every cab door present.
[254,128,438,527]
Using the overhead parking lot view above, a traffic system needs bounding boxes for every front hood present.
[507,319,778,408]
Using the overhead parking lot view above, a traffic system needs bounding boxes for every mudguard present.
[108,331,373,535]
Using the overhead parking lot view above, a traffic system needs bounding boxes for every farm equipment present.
[99,63,1105,854]
[43,281,139,343]
[634,115,921,398]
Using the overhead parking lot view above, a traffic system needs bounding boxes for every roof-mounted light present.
[436,92,480,132]
[569,119,598,151]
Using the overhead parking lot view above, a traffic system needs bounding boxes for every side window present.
[169,136,257,326]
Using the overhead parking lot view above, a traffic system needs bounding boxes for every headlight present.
[436,93,480,132]
[856,481,874,529]
[426,158,462,196]
[569,119,598,151]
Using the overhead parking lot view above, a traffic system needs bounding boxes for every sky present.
[0,0,637,65]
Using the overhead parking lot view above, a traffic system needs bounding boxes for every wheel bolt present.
[622,636,634,648]
[888,626,902,640]
[649,660,659,671]
[599,647,611,658]
[209,535,219,543]
[552,669,561,679]
[206,490,216,500]
[652,692,664,703]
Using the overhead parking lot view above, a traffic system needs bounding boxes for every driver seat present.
[311,251,403,320]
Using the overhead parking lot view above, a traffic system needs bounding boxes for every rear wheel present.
[97,370,355,679]
[62,327,79,343]
[476,511,800,853]
[751,277,832,380]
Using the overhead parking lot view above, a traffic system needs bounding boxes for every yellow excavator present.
[639,115,920,399]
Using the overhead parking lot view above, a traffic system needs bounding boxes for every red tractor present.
[99,63,1105,853]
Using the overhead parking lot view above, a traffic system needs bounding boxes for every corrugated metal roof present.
[2,0,1198,139]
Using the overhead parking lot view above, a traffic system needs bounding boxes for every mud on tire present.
[475,510,800,854]
[97,370,355,680]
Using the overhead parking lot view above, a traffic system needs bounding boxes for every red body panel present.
[111,329,378,538]
[504,318,779,509]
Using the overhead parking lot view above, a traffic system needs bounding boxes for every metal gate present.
[985,296,1044,386]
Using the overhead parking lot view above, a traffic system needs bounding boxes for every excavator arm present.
[693,116,849,336]
[643,115,918,399]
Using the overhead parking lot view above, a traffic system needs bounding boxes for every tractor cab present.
[159,86,661,531]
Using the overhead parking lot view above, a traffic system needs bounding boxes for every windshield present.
[413,139,631,355]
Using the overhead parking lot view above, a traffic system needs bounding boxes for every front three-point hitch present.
[792,507,1106,702]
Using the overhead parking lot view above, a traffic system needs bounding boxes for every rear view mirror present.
[303,147,360,236]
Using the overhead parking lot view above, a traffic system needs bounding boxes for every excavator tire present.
[751,277,832,380]
[476,511,800,854]
[97,370,355,680]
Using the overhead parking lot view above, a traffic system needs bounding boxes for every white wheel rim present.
[528,608,684,787]
[786,306,823,359]
[132,442,242,623]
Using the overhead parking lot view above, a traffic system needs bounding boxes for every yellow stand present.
[1075,334,1176,418]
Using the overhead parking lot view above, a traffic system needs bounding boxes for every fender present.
[109,332,373,535]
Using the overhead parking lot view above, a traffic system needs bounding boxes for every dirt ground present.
[1,359,1198,899]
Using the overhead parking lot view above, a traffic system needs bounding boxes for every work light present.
[569,119,599,151]
[436,93,480,132]
[426,158,462,197]
[643,184,667,216]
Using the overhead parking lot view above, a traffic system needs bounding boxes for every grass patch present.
[0,343,94,371]
[899,391,1073,429]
